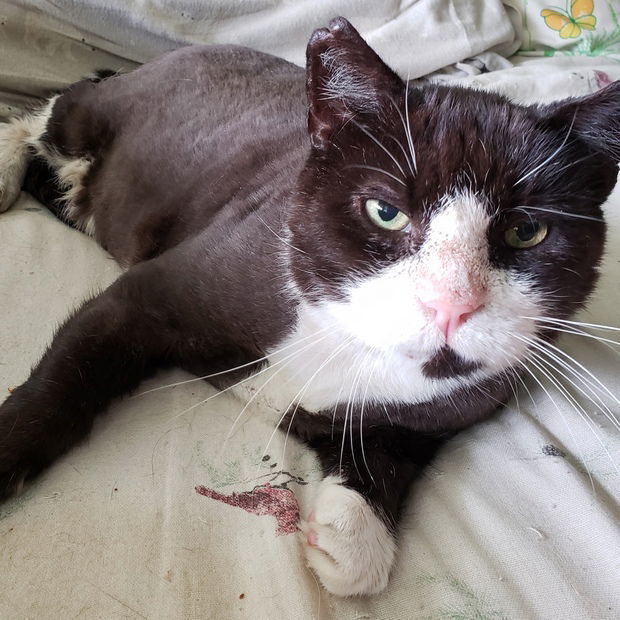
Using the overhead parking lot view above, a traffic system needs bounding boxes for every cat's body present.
[0,18,618,596]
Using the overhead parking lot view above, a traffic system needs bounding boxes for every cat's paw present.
[0,124,28,212]
[301,476,395,597]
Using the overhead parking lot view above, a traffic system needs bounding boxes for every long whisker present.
[523,315,620,333]
[359,352,381,485]
[339,345,369,480]
[385,94,416,175]
[344,164,407,186]
[404,75,418,173]
[255,213,307,255]
[535,324,620,359]
[166,330,334,426]
[351,120,406,178]
[386,133,415,177]
[135,326,331,396]
[217,348,316,461]
[511,353,596,491]
[525,333,620,412]
[514,109,577,186]
[513,205,604,223]
[257,335,356,473]
[521,350,619,478]
[279,335,357,468]
[520,336,620,432]
[518,330,620,417]
[347,347,375,482]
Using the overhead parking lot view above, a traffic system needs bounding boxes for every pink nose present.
[422,298,483,343]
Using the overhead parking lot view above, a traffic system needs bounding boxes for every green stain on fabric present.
[415,574,510,620]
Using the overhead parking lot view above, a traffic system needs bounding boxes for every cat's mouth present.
[421,346,481,379]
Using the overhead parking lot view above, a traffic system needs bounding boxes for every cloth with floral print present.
[506,0,620,59]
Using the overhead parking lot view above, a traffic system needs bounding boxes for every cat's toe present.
[301,476,395,597]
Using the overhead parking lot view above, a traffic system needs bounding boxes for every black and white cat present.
[0,17,618,596]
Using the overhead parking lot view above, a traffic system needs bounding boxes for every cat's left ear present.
[306,17,404,150]
[541,81,620,162]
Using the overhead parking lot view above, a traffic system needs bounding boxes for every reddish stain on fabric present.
[195,483,299,535]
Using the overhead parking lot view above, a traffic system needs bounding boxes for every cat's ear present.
[541,81,620,162]
[306,17,403,149]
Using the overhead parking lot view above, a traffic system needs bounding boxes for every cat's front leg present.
[0,259,190,499]
[299,424,447,596]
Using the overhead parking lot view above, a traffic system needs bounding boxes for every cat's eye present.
[505,220,548,249]
[365,199,411,231]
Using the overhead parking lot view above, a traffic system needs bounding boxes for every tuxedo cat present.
[0,17,618,596]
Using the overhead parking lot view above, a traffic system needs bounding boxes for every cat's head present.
[286,18,619,398]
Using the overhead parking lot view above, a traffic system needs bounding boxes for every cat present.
[0,16,618,597]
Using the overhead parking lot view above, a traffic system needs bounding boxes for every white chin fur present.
[300,476,395,597]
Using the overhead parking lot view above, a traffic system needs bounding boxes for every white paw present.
[0,123,28,213]
[301,475,395,597]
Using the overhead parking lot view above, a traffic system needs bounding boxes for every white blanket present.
[0,3,619,619]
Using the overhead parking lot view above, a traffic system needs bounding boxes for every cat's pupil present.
[377,201,399,222]
[516,221,540,241]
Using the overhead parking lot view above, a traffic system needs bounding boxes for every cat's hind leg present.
[0,97,58,212]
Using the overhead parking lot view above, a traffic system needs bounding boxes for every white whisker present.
[524,336,620,432]
[512,353,596,491]
[524,315,620,333]
[359,353,381,485]
[521,337,620,433]
[345,164,407,186]
[404,75,418,173]
[522,350,619,479]
[386,133,415,177]
[514,109,577,186]
[513,205,604,223]
[527,334,620,412]
[386,95,416,175]
[341,346,371,481]
[135,325,331,396]
[167,330,333,428]
[255,213,307,255]
[351,120,406,179]
[256,335,356,475]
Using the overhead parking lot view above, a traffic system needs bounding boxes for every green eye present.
[505,220,548,249]
[365,199,411,231]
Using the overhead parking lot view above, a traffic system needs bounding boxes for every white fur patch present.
[300,476,395,596]
[0,97,57,212]
[55,156,94,235]
[0,97,95,236]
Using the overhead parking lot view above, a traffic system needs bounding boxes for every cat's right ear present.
[541,81,620,162]
[306,17,404,150]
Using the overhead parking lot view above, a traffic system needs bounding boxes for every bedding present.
[0,2,619,618]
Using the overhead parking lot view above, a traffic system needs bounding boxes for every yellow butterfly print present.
[541,0,597,38]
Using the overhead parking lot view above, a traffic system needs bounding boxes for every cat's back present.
[41,45,309,263]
